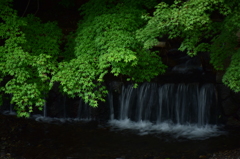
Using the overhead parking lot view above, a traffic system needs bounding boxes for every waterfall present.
[108,93,114,120]
[112,83,217,125]
[63,95,66,118]
[77,98,91,120]
[197,84,216,126]
[136,83,158,121]
[2,94,16,115]
[109,83,222,139]
[43,99,47,117]
[77,98,83,119]
[119,85,137,120]
[9,94,14,115]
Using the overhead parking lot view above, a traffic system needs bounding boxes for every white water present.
[2,110,16,115]
[108,83,224,139]
[32,114,91,124]
[1,82,225,140]
[109,119,225,140]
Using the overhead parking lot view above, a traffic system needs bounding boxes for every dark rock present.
[236,109,240,120]
[81,120,99,129]
[109,81,123,93]
[216,71,225,83]
[216,84,231,100]
[231,92,240,104]
[222,98,239,116]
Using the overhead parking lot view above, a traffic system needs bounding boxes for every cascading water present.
[108,92,114,120]
[1,81,224,139]
[77,98,92,120]
[2,94,16,115]
[63,95,66,118]
[109,82,223,139]
[9,94,14,115]
[34,96,92,123]
[119,84,137,120]
[43,100,47,118]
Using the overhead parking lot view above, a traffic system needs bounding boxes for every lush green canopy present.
[137,0,240,92]
[0,0,240,117]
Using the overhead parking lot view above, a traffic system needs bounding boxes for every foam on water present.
[109,119,225,140]
[2,110,16,116]
[32,114,91,124]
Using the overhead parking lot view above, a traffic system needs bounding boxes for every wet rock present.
[216,71,225,83]
[0,149,5,158]
[0,153,12,159]
[208,148,240,159]
[226,116,240,127]
[232,92,240,104]
[216,84,231,100]
[109,81,123,93]
[237,109,240,120]
[81,120,99,129]
[222,98,239,116]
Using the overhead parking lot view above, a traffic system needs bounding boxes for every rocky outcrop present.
[216,84,240,126]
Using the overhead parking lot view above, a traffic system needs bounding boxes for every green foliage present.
[3,0,240,116]
[223,50,240,92]
[137,0,232,54]
[20,14,62,57]
[52,0,166,106]
[0,0,62,117]
[137,0,240,92]
[0,0,167,116]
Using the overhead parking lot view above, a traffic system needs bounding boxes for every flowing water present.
[1,82,225,140]
[1,82,236,158]
[108,83,224,139]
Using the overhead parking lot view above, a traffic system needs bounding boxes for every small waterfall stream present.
[108,92,114,120]
[1,82,223,139]
[43,100,47,118]
[109,83,223,139]
[9,94,14,115]
[110,83,217,125]
[77,98,92,120]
